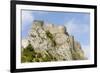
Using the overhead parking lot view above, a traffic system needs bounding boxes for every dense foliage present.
[21,43,57,63]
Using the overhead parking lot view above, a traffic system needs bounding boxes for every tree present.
[21,43,35,63]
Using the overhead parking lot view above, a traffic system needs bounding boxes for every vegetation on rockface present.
[21,43,35,62]
[21,42,57,63]
[71,51,85,60]
[46,30,56,47]
[70,47,85,60]
[21,20,86,63]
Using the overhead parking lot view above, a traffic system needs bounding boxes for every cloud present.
[22,11,34,26]
[82,45,90,59]
[22,11,48,26]
[64,19,89,35]
[21,11,34,37]
[21,10,49,38]
[64,19,90,59]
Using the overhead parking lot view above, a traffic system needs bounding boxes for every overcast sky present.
[21,10,90,59]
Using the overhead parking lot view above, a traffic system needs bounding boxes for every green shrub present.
[46,31,56,47]
[21,43,35,63]
[21,43,57,63]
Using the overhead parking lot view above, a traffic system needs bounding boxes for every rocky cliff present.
[21,20,85,63]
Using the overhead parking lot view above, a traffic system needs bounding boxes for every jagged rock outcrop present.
[21,20,85,62]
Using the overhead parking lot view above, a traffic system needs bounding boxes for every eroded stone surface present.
[22,20,85,61]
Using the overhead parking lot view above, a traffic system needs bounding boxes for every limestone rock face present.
[22,20,86,61]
